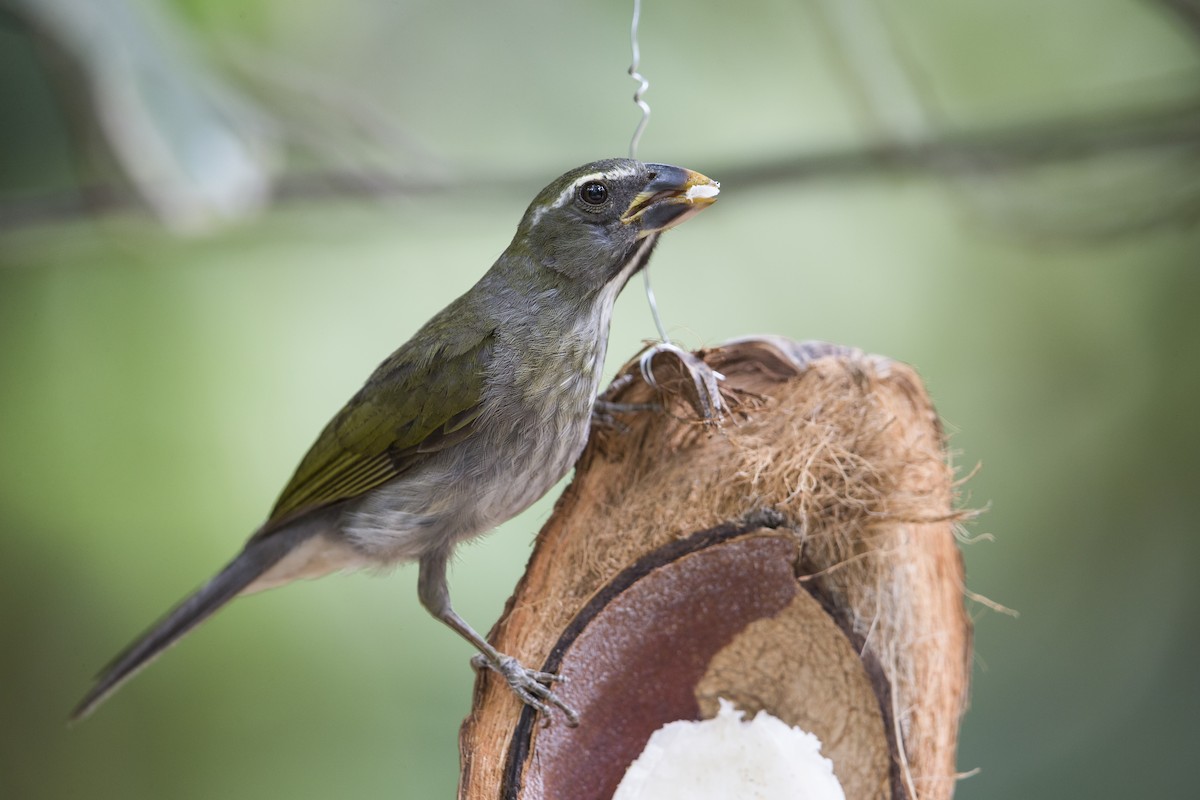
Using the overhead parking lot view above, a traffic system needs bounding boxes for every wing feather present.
[261,328,496,531]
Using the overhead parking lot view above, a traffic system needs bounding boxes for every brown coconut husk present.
[459,337,972,800]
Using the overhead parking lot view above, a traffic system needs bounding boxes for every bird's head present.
[510,158,719,294]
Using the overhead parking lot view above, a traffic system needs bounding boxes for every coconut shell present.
[459,337,971,800]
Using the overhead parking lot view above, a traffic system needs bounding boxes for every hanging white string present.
[628,0,651,160]
[627,0,670,344]
[641,260,669,343]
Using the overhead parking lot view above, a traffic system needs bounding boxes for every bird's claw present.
[474,653,579,727]
[638,341,728,423]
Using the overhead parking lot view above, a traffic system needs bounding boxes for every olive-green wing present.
[262,330,495,531]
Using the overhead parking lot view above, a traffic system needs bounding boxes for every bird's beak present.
[621,164,720,237]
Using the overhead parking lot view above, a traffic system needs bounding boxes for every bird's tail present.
[70,525,318,723]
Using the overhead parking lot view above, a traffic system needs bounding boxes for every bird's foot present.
[638,342,728,423]
[471,652,579,727]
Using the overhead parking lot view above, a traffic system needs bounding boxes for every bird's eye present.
[579,181,609,206]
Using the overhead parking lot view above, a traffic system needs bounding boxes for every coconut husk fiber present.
[458,337,972,800]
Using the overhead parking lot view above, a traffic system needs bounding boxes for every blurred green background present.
[2,0,1198,797]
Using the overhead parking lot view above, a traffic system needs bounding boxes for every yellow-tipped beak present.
[621,164,720,236]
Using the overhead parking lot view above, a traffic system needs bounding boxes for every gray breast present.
[340,315,608,565]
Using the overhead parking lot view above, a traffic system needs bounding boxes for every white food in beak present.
[684,182,720,201]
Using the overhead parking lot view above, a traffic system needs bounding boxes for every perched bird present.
[72,158,719,723]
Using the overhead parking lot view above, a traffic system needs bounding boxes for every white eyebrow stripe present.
[549,171,607,211]
[530,165,642,228]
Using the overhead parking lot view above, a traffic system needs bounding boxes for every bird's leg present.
[417,549,579,726]
[592,373,663,429]
[591,397,662,430]
[593,399,661,415]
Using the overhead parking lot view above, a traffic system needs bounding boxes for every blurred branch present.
[3,96,1199,233]
[212,34,449,190]
[808,0,935,142]
[722,98,1200,239]
[9,0,279,234]
[720,100,1200,188]
[791,0,1200,240]
[4,0,1197,242]
[959,148,1200,240]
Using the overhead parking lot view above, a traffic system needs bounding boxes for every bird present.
[71,158,719,724]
